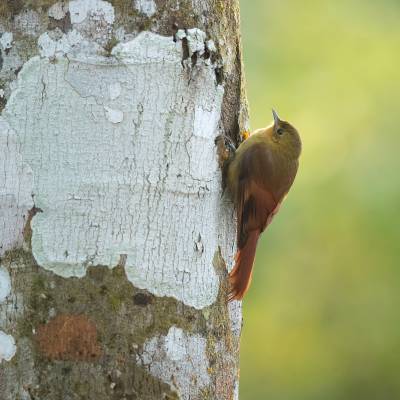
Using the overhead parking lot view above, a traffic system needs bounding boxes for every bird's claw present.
[215,134,236,154]
[215,134,236,169]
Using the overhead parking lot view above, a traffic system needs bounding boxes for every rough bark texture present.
[0,1,248,399]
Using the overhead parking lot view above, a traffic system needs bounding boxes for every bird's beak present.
[272,109,280,126]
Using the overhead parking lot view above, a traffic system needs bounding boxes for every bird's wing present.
[228,145,282,300]
[237,179,277,247]
[236,144,280,248]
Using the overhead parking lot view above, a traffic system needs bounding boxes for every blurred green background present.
[238,1,400,399]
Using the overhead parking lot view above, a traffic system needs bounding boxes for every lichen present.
[0,243,239,398]
[2,230,235,393]
[0,248,185,398]
[0,0,245,397]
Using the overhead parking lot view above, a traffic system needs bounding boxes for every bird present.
[218,109,302,301]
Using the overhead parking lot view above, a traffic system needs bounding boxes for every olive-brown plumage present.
[225,110,301,300]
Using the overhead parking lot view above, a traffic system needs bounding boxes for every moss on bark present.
[0,246,238,399]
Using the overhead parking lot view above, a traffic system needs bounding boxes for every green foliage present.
[239,0,400,399]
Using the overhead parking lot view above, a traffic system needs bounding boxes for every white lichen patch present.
[69,0,115,25]
[112,31,181,63]
[48,2,69,20]
[68,0,115,46]
[38,30,83,58]
[0,331,16,362]
[108,82,122,100]
[175,29,186,41]
[0,118,34,256]
[0,32,13,50]
[3,31,225,309]
[114,27,126,42]
[13,10,42,37]
[0,267,11,304]
[186,28,207,56]
[0,267,11,303]
[104,106,124,123]
[206,39,217,53]
[134,0,157,17]
[139,326,210,399]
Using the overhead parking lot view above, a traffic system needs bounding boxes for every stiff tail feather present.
[228,230,260,301]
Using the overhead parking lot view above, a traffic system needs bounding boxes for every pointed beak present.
[272,109,280,126]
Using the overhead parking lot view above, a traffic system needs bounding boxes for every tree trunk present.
[0,1,248,399]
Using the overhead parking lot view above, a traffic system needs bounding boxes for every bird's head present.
[270,109,302,159]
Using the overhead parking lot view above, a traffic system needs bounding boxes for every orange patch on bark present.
[35,314,102,361]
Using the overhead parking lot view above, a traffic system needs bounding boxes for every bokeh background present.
[238,1,400,399]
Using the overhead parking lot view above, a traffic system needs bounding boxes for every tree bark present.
[0,1,248,399]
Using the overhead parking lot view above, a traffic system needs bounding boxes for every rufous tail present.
[228,230,260,301]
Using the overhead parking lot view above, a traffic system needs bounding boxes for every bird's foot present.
[215,134,236,167]
[215,134,236,152]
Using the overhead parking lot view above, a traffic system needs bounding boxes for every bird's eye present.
[277,128,284,136]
